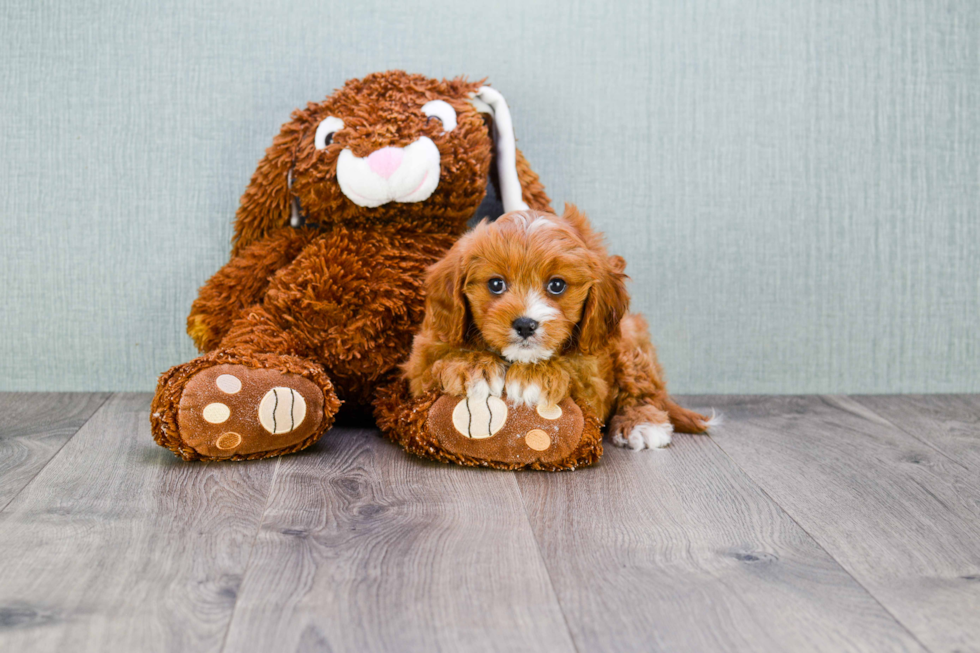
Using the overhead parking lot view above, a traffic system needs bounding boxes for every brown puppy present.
[406,206,714,449]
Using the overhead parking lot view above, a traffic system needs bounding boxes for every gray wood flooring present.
[0,393,977,653]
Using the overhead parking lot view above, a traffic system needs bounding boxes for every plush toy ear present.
[423,241,471,346]
[231,120,305,255]
[515,147,553,212]
[565,204,630,355]
[470,87,552,215]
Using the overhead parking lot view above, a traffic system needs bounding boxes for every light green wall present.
[1,0,977,393]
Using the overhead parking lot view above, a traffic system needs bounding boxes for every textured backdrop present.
[1,0,977,393]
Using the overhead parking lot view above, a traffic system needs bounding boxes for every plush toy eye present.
[488,278,507,295]
[422,100,457,133]
[314,116,344,150]
[547,278,567,295]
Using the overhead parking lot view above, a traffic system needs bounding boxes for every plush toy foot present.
[374,380,603,471]
[151,351,341,461]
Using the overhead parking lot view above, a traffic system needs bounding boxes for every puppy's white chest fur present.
[501,343,553,364]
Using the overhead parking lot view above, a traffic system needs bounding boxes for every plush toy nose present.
[512,317,539,339]
[366,147,404,179]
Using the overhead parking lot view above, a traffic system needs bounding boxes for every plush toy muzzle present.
[337,137,442,207]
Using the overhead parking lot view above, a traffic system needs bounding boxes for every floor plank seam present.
[0,391,113,515]
[704,429,935,653]
[512,472,582,653]
[836,396,971,472]
[217,454,283,653]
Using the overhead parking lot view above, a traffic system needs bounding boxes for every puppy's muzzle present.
[512,317,539,339]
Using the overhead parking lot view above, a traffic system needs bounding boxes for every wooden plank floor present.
[0,394,977,653]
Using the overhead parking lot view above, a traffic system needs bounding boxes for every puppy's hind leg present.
[609,405,674,450]
[609,314,714,449]
[665,398,717,434]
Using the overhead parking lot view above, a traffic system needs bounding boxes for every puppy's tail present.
[666,399,720,434]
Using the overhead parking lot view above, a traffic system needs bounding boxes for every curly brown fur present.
[153,71,552,461]
[188,227,320,351]
[405,205,713,451]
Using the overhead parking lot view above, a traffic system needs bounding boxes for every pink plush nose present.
[366,147,403,179]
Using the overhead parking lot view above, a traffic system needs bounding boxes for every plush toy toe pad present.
[177,364,325,459]
[451,395,508,438]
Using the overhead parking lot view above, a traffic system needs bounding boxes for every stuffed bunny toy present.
[150,70,553,461]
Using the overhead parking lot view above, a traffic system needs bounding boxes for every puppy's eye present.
[488,278,507,295]
[315,116,344,150]
[547,278,567,295]
[422,100,457,133]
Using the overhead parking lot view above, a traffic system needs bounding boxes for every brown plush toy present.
[150,71,552,461]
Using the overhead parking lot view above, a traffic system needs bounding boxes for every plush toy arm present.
[187,226,319,352]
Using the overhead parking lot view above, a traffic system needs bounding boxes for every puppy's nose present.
[366,147,403,179]
[512,317,539,339]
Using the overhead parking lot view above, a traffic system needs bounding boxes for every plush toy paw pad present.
[258,387,307,434]
[215,374,242,394]
[202,402,231,423]
[429,394,585,466]
[216,432,242,450]
[177,364,325,458]
[451,395,508,439]
[536,403,562,420]
[524,429,551,451]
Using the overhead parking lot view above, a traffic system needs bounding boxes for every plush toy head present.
[232,70,551,253]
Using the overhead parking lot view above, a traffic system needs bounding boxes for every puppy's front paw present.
[432,356,505,399]
[467,367,505,401]
[505,378,542,407]
[504,363,569,408]
[611,422,673,450]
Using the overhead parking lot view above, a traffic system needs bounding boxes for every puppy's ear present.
[231,118,306,255]
[470,87,552,215]
[423,241,471,346]
[577,262,629,355]
[561,203,608,252]
[575,225,630,355]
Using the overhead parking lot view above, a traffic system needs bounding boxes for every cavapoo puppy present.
[405,206,714,450]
